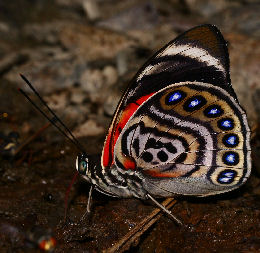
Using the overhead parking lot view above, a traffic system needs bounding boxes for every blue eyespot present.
[226,154,235,163]
[81,161,87,169]
[226,136,236,145]
[165,90,186,105]
[217,169,237,184]
[204,105,223,118]
[222,120,231,128]
[169,92,182,102]
[183,95,207,112]
[222,134,239,147]
[217,118,234,130]
[222,152,239,166]
[209,108,219,114]
[188,98,200,107]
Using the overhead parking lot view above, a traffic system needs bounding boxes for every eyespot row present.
[165,90,241,168]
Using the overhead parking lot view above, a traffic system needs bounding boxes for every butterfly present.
[76,24,251,199]
[20,24,251,224]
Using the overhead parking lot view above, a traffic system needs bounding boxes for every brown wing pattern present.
[113,82,251,196]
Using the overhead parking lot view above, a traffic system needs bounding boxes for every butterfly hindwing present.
[113,82,251,196]
[102,24,236,170]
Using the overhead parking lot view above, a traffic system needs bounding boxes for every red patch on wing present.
[102,130,113,167]
[123,157,136,170]
[102,93,154,168]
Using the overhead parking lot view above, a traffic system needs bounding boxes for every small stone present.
[211,3,260,37]
[70,88,87,104]
[23,22,62,45]
[65,104,91,124]
[185,0,232,17]
[4,47,86,94]
[55,0,82,7]
[226,33,260,122]
[103,90,121,116]
[252,89,260,121]
[116,46,151,77]
[103,65,118,86]
[21,122,32,134]
[0,52,27,75]
[44,91,68,111]
[116,50,129,76]
[0,22,9,33]
[73,119,104,137]
[82,0,101,21]
[80,68,104,102]
[59,23,136,61]
[97,2,158,31]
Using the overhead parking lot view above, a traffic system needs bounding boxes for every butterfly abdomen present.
[85,162,147,198]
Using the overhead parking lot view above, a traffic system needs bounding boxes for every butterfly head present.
[76,153,89,176]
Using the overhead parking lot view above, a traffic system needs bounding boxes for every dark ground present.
[0,0,260,252]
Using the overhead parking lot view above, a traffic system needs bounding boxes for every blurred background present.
[0,0,259,252]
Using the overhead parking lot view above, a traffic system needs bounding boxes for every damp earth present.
[0,0,260,252]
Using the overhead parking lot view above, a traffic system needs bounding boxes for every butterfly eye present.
[81,161,87,168]
[79,160,88,174]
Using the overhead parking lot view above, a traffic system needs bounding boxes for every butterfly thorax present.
[82,164,148,199]
[76,153,148,198]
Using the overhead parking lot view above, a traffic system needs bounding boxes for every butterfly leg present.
[146,194,183,226]
[81,185,94,221]
[87,185,94,213]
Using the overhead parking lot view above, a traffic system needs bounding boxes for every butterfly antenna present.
[19,74,85,153]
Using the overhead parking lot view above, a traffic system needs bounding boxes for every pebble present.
[185,0,232,17]
[4,47,86,94]
[97,1,158,32]
[0,52,27,75]
[59,23,136,61]
[103,90,121,116]
[55,0,82,8]
[70,88,87,104]
[65,104,91,124]
[73,119,105,137]
[80,66,119,103]
[211,3,260,37]
[226,32,260,123]
[252,88,260,121]
[43,91,68,111]
[102,65,118,86]
[82,0,101,21]
[22,22,62,45]
[80,68,104,100]
[0,22,10,33]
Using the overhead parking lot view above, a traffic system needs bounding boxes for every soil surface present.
[0,0,260,252]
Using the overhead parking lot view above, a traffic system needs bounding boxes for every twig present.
[14,121,52,156]
[105,198,178,253]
